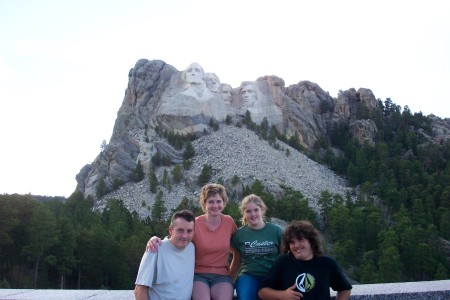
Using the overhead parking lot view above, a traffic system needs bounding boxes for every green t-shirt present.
[231,222,283,277]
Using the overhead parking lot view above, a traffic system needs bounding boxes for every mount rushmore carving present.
[76,59,449,200]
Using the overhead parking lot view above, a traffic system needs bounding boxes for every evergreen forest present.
[0,98,449,289]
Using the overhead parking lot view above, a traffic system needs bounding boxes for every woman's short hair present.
[199,183,229,212]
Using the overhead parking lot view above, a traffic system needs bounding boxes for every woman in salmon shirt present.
[146,183,239,300]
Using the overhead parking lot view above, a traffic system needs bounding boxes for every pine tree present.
[151,191,166,222]
[183,141,195,160]
[149,171,158,193]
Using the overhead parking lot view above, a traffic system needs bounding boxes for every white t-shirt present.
[135,238,195,300]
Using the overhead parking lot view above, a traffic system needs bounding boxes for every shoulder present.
[265,222,283,231]
[186,242,195,252]
[319,255,336,262]
[236,225,249,232]
[222,214,238,232]
[234,225,249,236]
[222,214,234,222]
[272,254,292,267]
[222,214,237,226]
[316,256,339,266]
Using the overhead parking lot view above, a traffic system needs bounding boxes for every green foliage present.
[183,159,193,170]
[151,191,167,222]
[183,141,195,160]
[162,169,168,187]
[2,98,450,287]
[151,151,171,167]
[198,164,213,186]
[133,160,144,182]
[231,174,240,186]
[172,197,200,215]
[209,118,219,131]
[96,178,107,198]
[149,170,158,193]
[172,165,183,183]
[112,178,124,190]
[285,148,290,157]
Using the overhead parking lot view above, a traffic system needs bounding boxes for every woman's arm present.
[229,249,241,282]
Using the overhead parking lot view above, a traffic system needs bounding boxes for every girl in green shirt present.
[231,194,283,300]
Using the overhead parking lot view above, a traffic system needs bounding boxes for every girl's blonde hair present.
[240,194,267,226]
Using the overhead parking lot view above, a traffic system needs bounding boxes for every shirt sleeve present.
[328,257,352,291]
[135,252,157,287]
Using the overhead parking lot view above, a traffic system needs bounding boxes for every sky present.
[1,0,449,197]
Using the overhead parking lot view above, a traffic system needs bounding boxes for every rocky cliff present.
[75,59,450,217]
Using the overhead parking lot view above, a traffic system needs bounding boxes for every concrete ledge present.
[331,280,450,299]
[0,280,449,299]
[0,289,134,300]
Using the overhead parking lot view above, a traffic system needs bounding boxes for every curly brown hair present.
[199,183,229,213]
[282,220,324,257]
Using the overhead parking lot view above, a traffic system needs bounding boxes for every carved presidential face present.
[185,63,204,84]
[241,83,257,104]
[221,84,232,103]
[205,73,220,93]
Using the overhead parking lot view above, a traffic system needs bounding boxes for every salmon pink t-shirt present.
[193,214,237,275]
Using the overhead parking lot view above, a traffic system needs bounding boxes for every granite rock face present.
[75,59,450,212]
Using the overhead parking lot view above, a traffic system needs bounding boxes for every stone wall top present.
[1,280,449,299]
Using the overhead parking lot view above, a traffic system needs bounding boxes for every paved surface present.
[0,289,134,300]
[0,280,449,299]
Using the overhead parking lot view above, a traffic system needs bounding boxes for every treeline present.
[1,98,449,288]
[0,193,157,289]
[1,178,448,289]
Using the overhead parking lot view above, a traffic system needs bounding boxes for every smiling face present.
[243,202,264,229]
[289,237,313,261]
[205,193,225,216]
[169,218,195,250]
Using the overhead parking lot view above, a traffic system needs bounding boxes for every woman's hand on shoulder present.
[145,236,162,252]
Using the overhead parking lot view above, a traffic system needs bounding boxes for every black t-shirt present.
[259,255,352,300]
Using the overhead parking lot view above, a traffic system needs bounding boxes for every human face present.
[205,193,225,216]
[289,237,313,261]
[169,218,195,250]
[221,85,232,103]
[185,63,203,84]
[206,74,220,93]
[244,202,264,229]
[241,84,256,104]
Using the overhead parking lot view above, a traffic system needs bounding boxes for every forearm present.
[229,251,241,282]
[335,289,351,300]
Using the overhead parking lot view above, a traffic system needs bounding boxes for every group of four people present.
[135,183,352,300]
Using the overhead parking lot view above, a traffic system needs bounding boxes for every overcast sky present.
[1,0,449,197]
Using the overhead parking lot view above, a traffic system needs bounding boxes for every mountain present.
[75,59,450,217]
